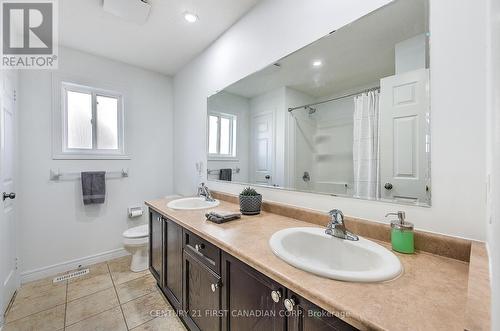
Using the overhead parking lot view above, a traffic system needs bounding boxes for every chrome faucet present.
[198,182,214,202]
[325,209,359,241]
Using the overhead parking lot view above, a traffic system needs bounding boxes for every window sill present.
[52,153,131,160]
[207,157,240,162]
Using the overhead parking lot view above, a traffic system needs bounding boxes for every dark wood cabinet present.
[221,253,287,331]
[149,210,163,286]
[287,291,358,331]
[163,218,183,310]
[183,249,222,331]
[149,207,358,331]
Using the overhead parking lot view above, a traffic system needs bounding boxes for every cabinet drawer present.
[184,230,221,274]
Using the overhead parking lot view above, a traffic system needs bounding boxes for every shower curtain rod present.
[287,86,380,112]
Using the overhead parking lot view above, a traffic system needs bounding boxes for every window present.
[58,82,125,158]
[208,113,237,158]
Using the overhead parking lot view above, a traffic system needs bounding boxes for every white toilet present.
[122,224,149,272]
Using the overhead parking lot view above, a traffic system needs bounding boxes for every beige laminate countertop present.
[146,198,470,331]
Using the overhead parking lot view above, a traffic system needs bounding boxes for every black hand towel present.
[219,168,232,181]
[81,171,106,205]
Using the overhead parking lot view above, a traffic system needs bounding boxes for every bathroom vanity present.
[147,193,489,331]
[148,207,356,331]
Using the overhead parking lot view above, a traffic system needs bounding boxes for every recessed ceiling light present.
[184,12,198,23]
[312,60,322,67]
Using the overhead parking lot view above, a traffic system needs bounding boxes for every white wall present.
[395,34,427,74]
[313,97,354,195]
[173,0,488,240]
[207,91,250,183]
[18,47,174,278]
[487,0,500,328]
[285,88,315,189]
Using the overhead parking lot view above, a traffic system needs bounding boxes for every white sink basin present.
[167,197,220,210]
[269,227,402,282]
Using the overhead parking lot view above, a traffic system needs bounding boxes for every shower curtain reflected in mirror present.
[352,90,380,199]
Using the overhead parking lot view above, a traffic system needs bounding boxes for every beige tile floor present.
[3,256,187,331]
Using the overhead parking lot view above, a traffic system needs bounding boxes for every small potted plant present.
[239,187,262,215]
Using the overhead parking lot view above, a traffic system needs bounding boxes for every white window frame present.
[208,112,237,160]
[53,80,127,159]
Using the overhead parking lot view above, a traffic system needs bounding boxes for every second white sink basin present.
[167,197,219,210]
[269,227,402,282]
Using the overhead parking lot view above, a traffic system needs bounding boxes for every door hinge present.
[15,257,18,270]
[13,89,16,102]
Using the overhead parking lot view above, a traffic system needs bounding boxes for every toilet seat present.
[123,224,149,238]
[123,225,149,246]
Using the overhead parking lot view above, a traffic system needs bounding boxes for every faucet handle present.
[385,211,405,222]
[328,209,344,222]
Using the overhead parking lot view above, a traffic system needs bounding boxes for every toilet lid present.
[123,224,149,238]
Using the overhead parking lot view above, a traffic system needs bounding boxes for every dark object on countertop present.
[81,171,106,205]
[206,210,241,224]
[239,187,262,215]
[219,168,232,181]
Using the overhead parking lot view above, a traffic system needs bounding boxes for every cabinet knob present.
[195,244,205,252]
[384,182,393,190]
[284,298,295,312]
[271,290,281,303]
[211,283,219,292]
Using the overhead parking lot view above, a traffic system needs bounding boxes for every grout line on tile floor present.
[4,289,17,319]
[63,279,68,330]
[130,316,161,331]
[65,283,115,304]
[3,303,67,327]
[64,305,119,329]
[116,275,155,305]
[107,262,130,330]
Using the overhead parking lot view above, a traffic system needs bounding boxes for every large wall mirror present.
[207,0,431,206]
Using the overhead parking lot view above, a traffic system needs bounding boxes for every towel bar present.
[49,168,129,181]
[207,167,240,175]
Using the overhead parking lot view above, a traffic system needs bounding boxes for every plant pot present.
[239,194,262,215]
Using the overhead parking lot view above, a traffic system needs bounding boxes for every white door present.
[379,68,430,203]
[251,112,274,185]
[0,70,18,323]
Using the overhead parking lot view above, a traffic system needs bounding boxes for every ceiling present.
[225,0,428,99]
[60,0,260,75]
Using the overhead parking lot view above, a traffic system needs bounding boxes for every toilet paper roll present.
[129,209,143,218]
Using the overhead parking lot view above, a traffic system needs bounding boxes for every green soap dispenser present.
[385,211,414,254]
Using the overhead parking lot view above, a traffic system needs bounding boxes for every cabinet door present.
[183,249,222,331]
[221,253,286,331]
[286,291,358,331]
[149,210,163,286]
[164,218,183,310]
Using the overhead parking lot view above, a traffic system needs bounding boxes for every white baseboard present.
[20,248,130,284]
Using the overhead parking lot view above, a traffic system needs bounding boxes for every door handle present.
[3,192,15,201]
[384,183,393,190]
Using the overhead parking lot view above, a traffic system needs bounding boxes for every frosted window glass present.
[96,95,119,150]
[67,91,92,149]
[208,116,218,154]
[220,117,230,155]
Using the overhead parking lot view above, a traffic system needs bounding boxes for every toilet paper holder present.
[128,206,143,218]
